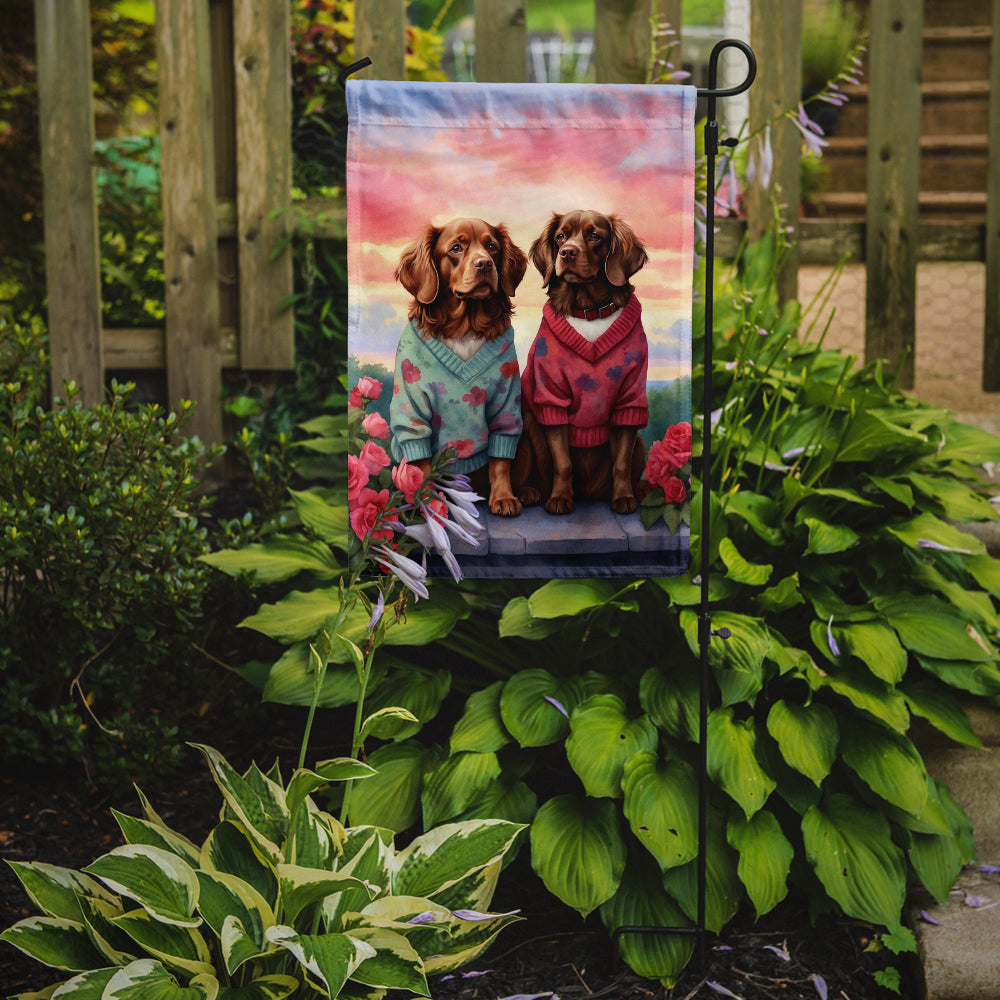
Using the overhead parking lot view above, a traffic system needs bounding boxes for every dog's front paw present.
[518,486,542,507]
[611,494,639,515]
[545,494,574,515]
[490,495,522,517]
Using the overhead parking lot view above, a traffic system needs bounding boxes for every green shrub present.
[0,317,221,784]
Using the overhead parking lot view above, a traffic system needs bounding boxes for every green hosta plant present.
[1,743,523,999]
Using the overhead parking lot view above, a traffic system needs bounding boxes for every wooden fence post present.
[34,0,104,405]
[157,0,223,445]
[354,0,407,80]
[474,0,527,83]
[233,0,294,369]
[864,0,923,389]
[983,0,1000,390]
[594,0,652,84]
[746,0,801,306]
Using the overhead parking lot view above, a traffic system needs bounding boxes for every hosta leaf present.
[112,812,201,868]
[680,610,770,706]
[724,490,784,546]
[111,908,214,978]
[526,579,620,618]
[359,707,421,742]
[285,760,375,823]
[265,926,375,997]
[83,846,200,928]
[421,751,502,828]
[802,793,906,926]
[834,621,907,684]
[453,779,538,827]
[707,708,776,818]
[43,966,117,997]
[195,871,273,973]
[346,926,428,994]
[499,670,585,747]
[639,664,699,742]
[191,746,287,863]
[802,517,859,556]
[102,959,217,999]
[900,680,982,748]
[362,667,451,741]
[909,828,966,905]
[886,511,985,557]
[906,472,998,522]
[450,682,511,754]
[530,795,626,917]
[347,740,442,832]
[277,865,374,925]
[498,596,565,639]
[755,573,805,614]
[215,975,299,999]
[566,695,658,798]
[765,700,838,786]
[621,751,699,870]
[809,661,910,732]
[260,644,385,709]
[200,535,342,584]
[200,822,278,910]
[0,916,107,971]
[834,410,927,463]
[718,537,772,586]
[4,862,118,922]
[915,654,1000,697]
[727,811,793,917]
[392,820,524,901]
[838,718,929,817]
[966,553,1000,598]
[422,907,522,974]
[660,810,741,933]
[322,829,393,931]
[288,488,348,544]
[875,594,995,662]
[599,853,694,987]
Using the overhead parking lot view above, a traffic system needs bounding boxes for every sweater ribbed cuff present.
[396,439,433,462]
[488,434,520,460]
[611,406,648,427]
[535,405,569,426]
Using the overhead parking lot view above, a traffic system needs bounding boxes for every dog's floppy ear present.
[395,225,441,304]
[529,212,562,287]
[604,215,649,287]
[495,223,528,298]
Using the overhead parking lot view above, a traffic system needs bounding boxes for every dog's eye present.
[449,242,463,254]
[588,233,602,243]
[486,240,498,253]
[554,232,566,244]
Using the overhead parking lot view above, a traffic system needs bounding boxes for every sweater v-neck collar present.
[543,294,641,362]
[413,322,508,382]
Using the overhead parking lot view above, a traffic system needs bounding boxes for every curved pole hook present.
[698,38,757,99]
[337,57,373,90]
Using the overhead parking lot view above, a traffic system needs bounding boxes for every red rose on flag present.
[662,475,687,504]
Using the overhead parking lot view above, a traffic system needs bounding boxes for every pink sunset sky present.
[348,82,697,381]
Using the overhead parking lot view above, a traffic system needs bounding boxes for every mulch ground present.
[0,736,913,1000]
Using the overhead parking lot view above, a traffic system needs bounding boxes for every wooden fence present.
[33,0,1000,445]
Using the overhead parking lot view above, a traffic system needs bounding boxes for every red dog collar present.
[570,302,617,321]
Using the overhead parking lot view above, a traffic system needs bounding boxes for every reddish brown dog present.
[521,210,651,515]
[393,218,529,515]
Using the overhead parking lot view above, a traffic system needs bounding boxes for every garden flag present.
[347,80,696,578]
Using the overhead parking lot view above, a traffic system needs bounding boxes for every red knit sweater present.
[521,294,649,447]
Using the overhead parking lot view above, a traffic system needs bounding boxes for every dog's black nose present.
[473,257,493,271]
[559,245,578,260]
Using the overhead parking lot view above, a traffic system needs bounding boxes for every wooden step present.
[922,25,993,83]
[813,190,987,222]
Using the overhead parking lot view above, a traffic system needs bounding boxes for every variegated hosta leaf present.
[285,760,375,825]
[213,974,300,999]
[0,915,107,971]
[727,810,793,917]
[420,752,501,829]
[565,695,658,799]
[391,820,524,902]
[661,810,742,934]
[361,668,451,741]
[200,821,278,910]
[83,846,200,928]
[765,700,838,786]
[276,865,375,925]
[344,926,429,994]
[191,746,288,864]
[195,870,274,974]
[838,718,929,817]
[42,966,117,997]
[110,908,214,979]
[599,853,694,987]
[4,861,118,922]
[450,681,511,754]
[220,914,271,980]
[706,707,776,819]
[347,740,442,833]
[621,751,699,871]
[102,958,217,999]
[112,811,201,868]
[288,801,343,871]
[78,894,136,966]
[421,906,523,975]
[499,670,585,747]
[529,795,626,917]
[265,925,375,998]
[323,829,393,931]
[802,793,906,926]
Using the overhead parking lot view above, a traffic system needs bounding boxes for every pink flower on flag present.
[359,440,390,475]
[348,454,367,504]
[362,411,390,438]
[392,458,424,503]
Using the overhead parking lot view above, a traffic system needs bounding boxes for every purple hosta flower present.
[370,544,429,600]
[367,590,385,631]
[707,983,742,999]
[979,864,1000,874]
[827,615,841,657]
[746,124,774,191]
[544,695,569,718]
[763,944,790,962]
[407,911,438,925]
[401,516,463,583]
[917,538,973,555]
[791,104,829,157]
[919,909,958,929]
[497,994,557,1000]
[441,970,493,981]
[451,908,521,921]
[812,974,828,1000]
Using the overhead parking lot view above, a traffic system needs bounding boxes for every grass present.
[526,0,725,32]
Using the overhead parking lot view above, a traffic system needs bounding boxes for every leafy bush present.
[0,317,221,783]
[1,743,524,998]
[203,232,1000,985]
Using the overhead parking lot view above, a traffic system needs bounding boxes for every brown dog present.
[521,210,650,515]
[391,218,529,516]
